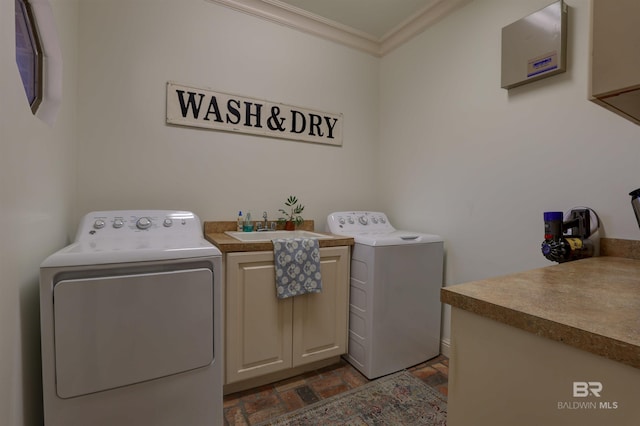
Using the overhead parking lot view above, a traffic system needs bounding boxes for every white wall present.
[379,0,640,344]
[5,1,640,422]
[0,0,78,425]
[75,0,380,228]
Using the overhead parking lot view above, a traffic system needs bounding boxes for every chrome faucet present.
[256,211,276,232]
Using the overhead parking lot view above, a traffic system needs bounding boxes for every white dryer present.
[327,211,444,379]
[40,210,223,426]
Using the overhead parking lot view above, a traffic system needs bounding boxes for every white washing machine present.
[39,210,223,426]
[327,211,444,379]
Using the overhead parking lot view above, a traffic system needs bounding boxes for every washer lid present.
[351,230,443,246]
[327,211,442,246]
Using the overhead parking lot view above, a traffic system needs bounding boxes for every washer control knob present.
[136,217,152,230]
[380,216,386,223]
[371,217,379,224]
[113,218,124,228]
[358,216,368,225]
[347,216,355,224]
[93,219,106,229]
[338,217,345,225]
[163,218,173,227]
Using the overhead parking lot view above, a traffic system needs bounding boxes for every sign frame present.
[166,82,343,146]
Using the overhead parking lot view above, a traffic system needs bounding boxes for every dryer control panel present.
[41,210,220,270]
[76,210,202,241]
[326,211,395,235]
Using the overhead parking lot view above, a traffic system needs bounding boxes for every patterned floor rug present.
[257,371,447,425]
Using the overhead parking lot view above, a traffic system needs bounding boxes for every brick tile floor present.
[223,355,449,425]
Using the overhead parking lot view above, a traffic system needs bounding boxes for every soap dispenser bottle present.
[237,211,243,232]
[243,212,252,232]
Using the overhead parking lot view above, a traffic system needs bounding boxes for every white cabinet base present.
[223,356,340,395]
[224,246,349,391]
[448,308,640,425]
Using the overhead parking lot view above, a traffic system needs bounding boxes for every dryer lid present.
[41,210,221,267]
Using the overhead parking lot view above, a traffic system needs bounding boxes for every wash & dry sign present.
[166,82,343,146]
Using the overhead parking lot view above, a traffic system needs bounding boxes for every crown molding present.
[380,0,472,56]
[208,0,379,55]
[207,0,471,57]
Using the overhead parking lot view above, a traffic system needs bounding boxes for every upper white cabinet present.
[590,0,640,125]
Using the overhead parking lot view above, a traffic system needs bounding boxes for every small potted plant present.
[278,195,305,230]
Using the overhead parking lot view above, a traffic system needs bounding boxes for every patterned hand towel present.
[272,238,322,299]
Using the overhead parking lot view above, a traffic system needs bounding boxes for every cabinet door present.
[590,0,640,124]
[292,246,350,367]
[591,0,640,97]
[225,252,292,384]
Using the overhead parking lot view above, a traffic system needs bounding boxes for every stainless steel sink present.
[224,230,333,242]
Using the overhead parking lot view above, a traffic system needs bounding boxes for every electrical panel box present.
[501,1,567,89]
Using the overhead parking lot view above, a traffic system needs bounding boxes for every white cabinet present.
[448,308,640,425]
[590,0,640,124]
[224,246,349,385]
